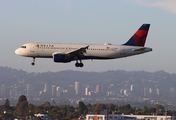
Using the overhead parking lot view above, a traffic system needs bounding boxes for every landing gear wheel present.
[31,57,35,66]
[75,62,79,67]
[31,62,35,66]
[79,63,84,67]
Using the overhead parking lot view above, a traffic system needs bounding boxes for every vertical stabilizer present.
[123,24,150,46]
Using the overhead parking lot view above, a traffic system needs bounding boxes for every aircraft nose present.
[15,48,20,55]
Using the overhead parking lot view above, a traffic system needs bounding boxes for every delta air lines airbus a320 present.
[15,24,152,67]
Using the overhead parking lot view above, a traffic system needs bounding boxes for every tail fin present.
[123,24,150,46]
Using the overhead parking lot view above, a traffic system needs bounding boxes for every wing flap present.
[66,45,89,56]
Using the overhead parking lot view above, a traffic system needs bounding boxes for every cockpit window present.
[21,46,26,48]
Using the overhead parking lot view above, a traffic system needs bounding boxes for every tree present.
[141,106,149,115]
[155,104,165,115]
[28,103,35,116]
[18,95,27,103]
[148,107,156,114]
[65,113,74,120]
[155,104,165,111]
[78,101,87,115]
[86,104,92,111]
[15,95,28,118]
[59,105,68,118]
[43,101,51,113]
[106,104,115,113]
[49,106,62,119]
[118,104,133,114]
[4,99,10,110]
[16,101,28,117]
[34,105,44,114]
[94,104,106,113]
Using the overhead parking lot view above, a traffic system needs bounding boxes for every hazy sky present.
[0,0,176,73]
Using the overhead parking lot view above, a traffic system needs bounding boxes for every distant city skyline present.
[0,67,176,109]
[0,77,175,108]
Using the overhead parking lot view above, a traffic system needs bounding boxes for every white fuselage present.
[15,42,152,61]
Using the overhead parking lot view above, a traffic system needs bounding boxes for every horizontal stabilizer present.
[132,48,146,51]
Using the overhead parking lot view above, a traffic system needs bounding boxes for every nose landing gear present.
[31,57,35,66]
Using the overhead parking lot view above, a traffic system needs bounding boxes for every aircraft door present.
[30,47,35,52]
[30,44,38,56]
[30,44,38,52]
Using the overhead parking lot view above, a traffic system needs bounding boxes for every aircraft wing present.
[65,45,89,56]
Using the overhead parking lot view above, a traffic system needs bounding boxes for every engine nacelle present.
[53,54,72,63]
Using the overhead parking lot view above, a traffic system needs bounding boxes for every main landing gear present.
[31,57,84,67]
[31,57,35,66]
[75,60,84,67]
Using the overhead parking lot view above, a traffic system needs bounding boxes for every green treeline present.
[1,95,176,119]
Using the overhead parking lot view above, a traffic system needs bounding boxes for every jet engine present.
[53,54,72,63]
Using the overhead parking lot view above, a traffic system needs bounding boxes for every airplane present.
[15,24,152,67]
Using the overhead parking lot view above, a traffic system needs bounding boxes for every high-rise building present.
[39,91,43,96]
[96,85,104,94]
[170,87,175,98]
[156,88,160,95]
[44,83,47,93]
[144,87,149,97]
[130,84,139,96]
[75,82,79,95]
[124,89,128,96]
[149,88,152,93]
[130,84,134,91]
[120,89,124,94]
[1,84,5,95]
[56,86,62,97]
[85,87,89,96]
[52,85,56,96]
[26,84,34,96]
[96,85,100,93]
